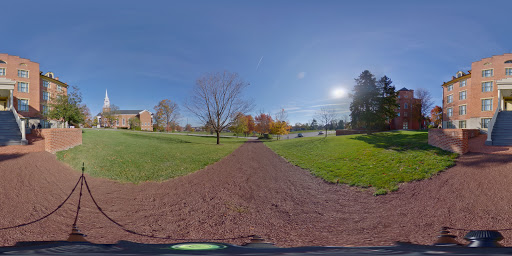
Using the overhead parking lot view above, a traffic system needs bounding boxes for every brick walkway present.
[0,134,45,155]
[468,134,512,154]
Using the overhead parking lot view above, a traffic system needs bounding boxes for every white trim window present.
[459,120,466,129]
[460,79,467,87]
[17,99,28,112]
[43,91,50,101]
[41,105,49,115]
[447,94,453,103]
[482,118,491,128]
[459,90,467,100]
[447,121,455,129]
[0,68,5,76]
[447,107,453,117]
[481,99,493,111]
[17,69,29,78]
[403,122,408,129]
[459,105,467,115]
[447,84,453,91]
[482,81,493,92]
[43,80,50,88]
[507,68,512,76]
[482,69,493,77]
[57,84,62,92]
[17,82,28,93]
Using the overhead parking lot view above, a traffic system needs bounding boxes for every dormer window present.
[45,72,54,79]
[456,71,464,78]
[505,60,512,64]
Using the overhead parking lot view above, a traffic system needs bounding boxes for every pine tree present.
[378,75,399,130]
[349,70,381,133]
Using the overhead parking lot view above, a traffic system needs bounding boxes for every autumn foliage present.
[430,105,443,128]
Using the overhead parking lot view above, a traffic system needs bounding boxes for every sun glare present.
[332,88,346,98]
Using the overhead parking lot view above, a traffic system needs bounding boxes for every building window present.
[17,70,29,78]
[482,69,493,77]
[41,105,49,115]
[404,103,408,109]
[460,79,466,87]
[482,118,491,128]
[403,122,408,129]
[57,84,62,92]
[459,120,466,129]
[447,95,453,103]
[459,91,467,100]
[0,68,5,76]
[397,104,400,110]
[482,81,493,92]
[398,95,401,98]
[459,105,466,115]
[17,82,28,93]
[405,95,408,98]
[447,108,453,117]
[17,99,28,112]
[446,121,454,128]
[447,84,453,91]
[506,68,512,76]
[43,91,50,101]
[397,112,400,117]
[43,80,50,88]
[122,118,125,125]
[481,99,493,111]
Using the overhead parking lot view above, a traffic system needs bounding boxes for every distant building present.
[96,90,153,131]
[0,53,69,128]
[389,87,423,130]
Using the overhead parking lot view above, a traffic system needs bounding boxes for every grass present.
[264,131,458,195]
[57,129,247,183]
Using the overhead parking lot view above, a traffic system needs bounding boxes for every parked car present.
[318,131,324,135]
[298,133,304,137]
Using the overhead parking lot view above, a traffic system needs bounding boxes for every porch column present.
[9,89,13,110]
[498,89,503,111]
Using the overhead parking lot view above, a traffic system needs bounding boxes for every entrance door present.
[506,101,512,111]
[0,101,6,111]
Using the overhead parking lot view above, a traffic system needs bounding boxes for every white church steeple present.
[103,89,110,109]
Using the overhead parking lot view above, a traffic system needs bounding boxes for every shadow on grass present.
[122,132,192,144]
[349,131,453,156]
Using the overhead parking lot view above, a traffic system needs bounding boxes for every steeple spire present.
[103,89,110,109]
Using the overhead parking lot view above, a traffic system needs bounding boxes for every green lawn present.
[264,131,457,195]
[57,130,247,183]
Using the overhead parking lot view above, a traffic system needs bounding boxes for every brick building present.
[390,87,423,130]
[96,90,153,131]
[442,53,512,130]
[0,53,68,128]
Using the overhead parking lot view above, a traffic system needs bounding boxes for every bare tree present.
[315,107,338,137]
[154,99,180,132]
[414,88,433,129]
[185,71,252,144]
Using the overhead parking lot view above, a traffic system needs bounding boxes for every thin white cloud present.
[297,72,306,79]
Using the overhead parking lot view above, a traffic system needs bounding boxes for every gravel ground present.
[1,138,512,247]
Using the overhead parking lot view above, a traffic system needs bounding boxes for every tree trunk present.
[216,131,220,144]
[325,128,328,138]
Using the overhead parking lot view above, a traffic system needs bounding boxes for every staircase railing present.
[486,105,501,145]
[10,106,26,142]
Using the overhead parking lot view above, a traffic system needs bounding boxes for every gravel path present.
[1,139,512,247]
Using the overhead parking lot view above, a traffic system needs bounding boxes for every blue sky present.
[2,0,512,126]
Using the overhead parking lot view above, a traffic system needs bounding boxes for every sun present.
[332,88,346,98]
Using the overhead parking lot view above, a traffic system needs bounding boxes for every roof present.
[96,110,153,116]
[398,87,410,91]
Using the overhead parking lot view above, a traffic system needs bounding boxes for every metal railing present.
[486,105,501,145]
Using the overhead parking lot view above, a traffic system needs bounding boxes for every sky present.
[2,0,512,126]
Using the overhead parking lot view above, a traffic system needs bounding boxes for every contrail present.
[256,56,263,71]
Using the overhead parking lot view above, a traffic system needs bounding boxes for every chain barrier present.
[0,163,254,242]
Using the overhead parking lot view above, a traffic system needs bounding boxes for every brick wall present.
[33,128,82,154]
[428,129,480,154]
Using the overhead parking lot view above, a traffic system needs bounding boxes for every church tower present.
[102,89,110,113]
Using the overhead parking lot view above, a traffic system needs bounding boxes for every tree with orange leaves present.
[255,113,273,135]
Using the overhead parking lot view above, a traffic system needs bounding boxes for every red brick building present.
[442,53,512,130]
[0,53,68,128]
[441,53,512,145]
[390,87,422,130]
[96,90,153,131]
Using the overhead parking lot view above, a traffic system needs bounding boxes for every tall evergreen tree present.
[350,70,381,133]
[378,76,399,130]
